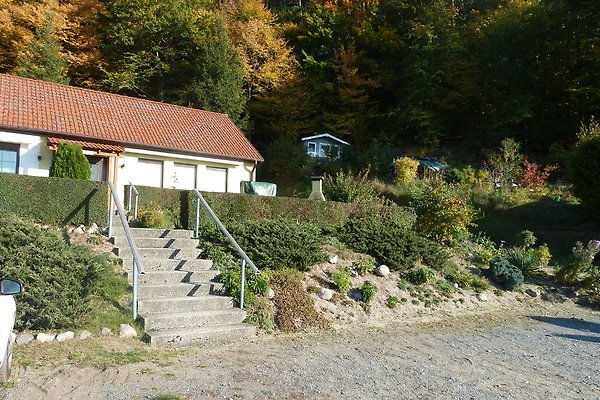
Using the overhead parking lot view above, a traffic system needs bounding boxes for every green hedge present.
[0,174,108,226]
[126,185,410,231]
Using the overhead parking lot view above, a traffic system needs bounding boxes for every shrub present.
[244,295,274,331]
[351,258,375,275]
[360,281,377,305]
[533,244,552,267]
[393,157,419,185]
[486,138,523,189]
[489,256,524,290]
[409,181,476,247]
[0,214,104,330]
[568,118,600,217]
[136,202,178,228]
[269,268,329,332]
[223,220,325,271]
[520,158,556,190]
[502,248,541,280]
[49,142,91,180]
[556,240,600,285]
[444,268,490,292]
[387,296,399,309]
[330,268,352,293]
[322,167,378,203]
[403,267,436,285]
[447,166,490,187]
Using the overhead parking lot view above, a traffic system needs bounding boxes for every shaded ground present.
[2,301,599,400]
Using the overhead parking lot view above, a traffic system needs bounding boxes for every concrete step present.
[112,237,199,250]
[128,270,220,285]
[115,247,201,260]
[121,258,213,271]
[137,282,226,299]
[138,296,233,314]
[146,324,256,347]
[119,228,195,239]
[142,309,246,331]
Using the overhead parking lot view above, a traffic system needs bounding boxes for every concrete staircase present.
[111,225,255,346]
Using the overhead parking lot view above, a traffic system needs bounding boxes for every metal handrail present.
[128,183,139,220]
[107,181,145,319]
[193,189,258,309]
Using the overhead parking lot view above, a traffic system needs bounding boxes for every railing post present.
[108,195,114,238]
[132,260,138,320]
[134,195,139,221]
[195,196,201,239]
[240,258,246,310]
[128,185,132,212]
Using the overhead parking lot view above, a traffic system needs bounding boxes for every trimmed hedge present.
[0,174,108,226]
[125,185,413,231]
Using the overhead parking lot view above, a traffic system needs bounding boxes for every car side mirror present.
[0,279,23,295]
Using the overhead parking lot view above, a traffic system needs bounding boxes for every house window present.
[319,143,340,159]
[307,142,317,157]
[172,163,196,189]
[0,143,19,174]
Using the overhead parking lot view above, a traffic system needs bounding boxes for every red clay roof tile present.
[0,74,263,162]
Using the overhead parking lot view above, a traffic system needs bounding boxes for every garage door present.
[136,159,163,187]
[173,163,196,189]
[200,166,227,192]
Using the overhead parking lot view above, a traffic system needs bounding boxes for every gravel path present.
[2,303,599,400]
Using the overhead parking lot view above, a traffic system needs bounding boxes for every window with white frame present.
[306,142,317,157]
[0,143,19,174]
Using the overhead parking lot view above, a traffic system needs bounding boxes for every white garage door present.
[173,163,196,189]
[136,159,163,187]
[200,166,227,192]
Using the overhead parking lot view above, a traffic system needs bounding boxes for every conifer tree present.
[49,143,90,180]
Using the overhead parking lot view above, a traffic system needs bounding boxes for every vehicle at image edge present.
[0,278,23,382]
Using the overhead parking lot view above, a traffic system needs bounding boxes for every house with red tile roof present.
[0,74,263,196]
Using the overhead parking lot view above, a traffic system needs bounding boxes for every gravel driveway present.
[2,303,599,400]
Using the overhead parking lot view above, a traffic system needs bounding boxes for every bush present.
[360,281,377,305]
[444,268,490,292]
[502,248,541,280]
[351,258,375,275]
[322,167,378,203]
[269,269,329,332]
[393,157,419,185]
[487,138,523,189]
[387,296,399,309]
[222,220,325,271]
[403,267,436,285]
[489,256,524,290]
[409,181,476,247]
[49,142,91,180]
[556,240,600,285]
[136,202,178,228]
[0,215,104,330]
[330,268,352,293]
[568,118,600,217]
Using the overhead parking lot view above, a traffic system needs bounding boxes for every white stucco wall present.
[117,148,256,198]
[0,131,52,176]
[0,130,258,201]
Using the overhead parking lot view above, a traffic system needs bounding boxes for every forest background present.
[1,0,598,168]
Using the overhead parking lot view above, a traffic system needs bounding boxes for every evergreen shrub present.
[489,256,524,290]
[568,119,600,218]
[0,215,105,330]
[49,142,91,180]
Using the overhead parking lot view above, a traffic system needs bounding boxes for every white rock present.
[526,288,540,298]
[119,324,137,338]
[329,255,338,264]
[56,331,75,342]
[476,293,488,302]
[73,225,85,235]
[87,223,99,234]
[79,330,93,340]
[318,288,334,301]
[16,333,34,345]
[267,288,275,299]
[454,283,459,289]
[375,265,390,277]
[101,328,112,336]
[37,333,56,343]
